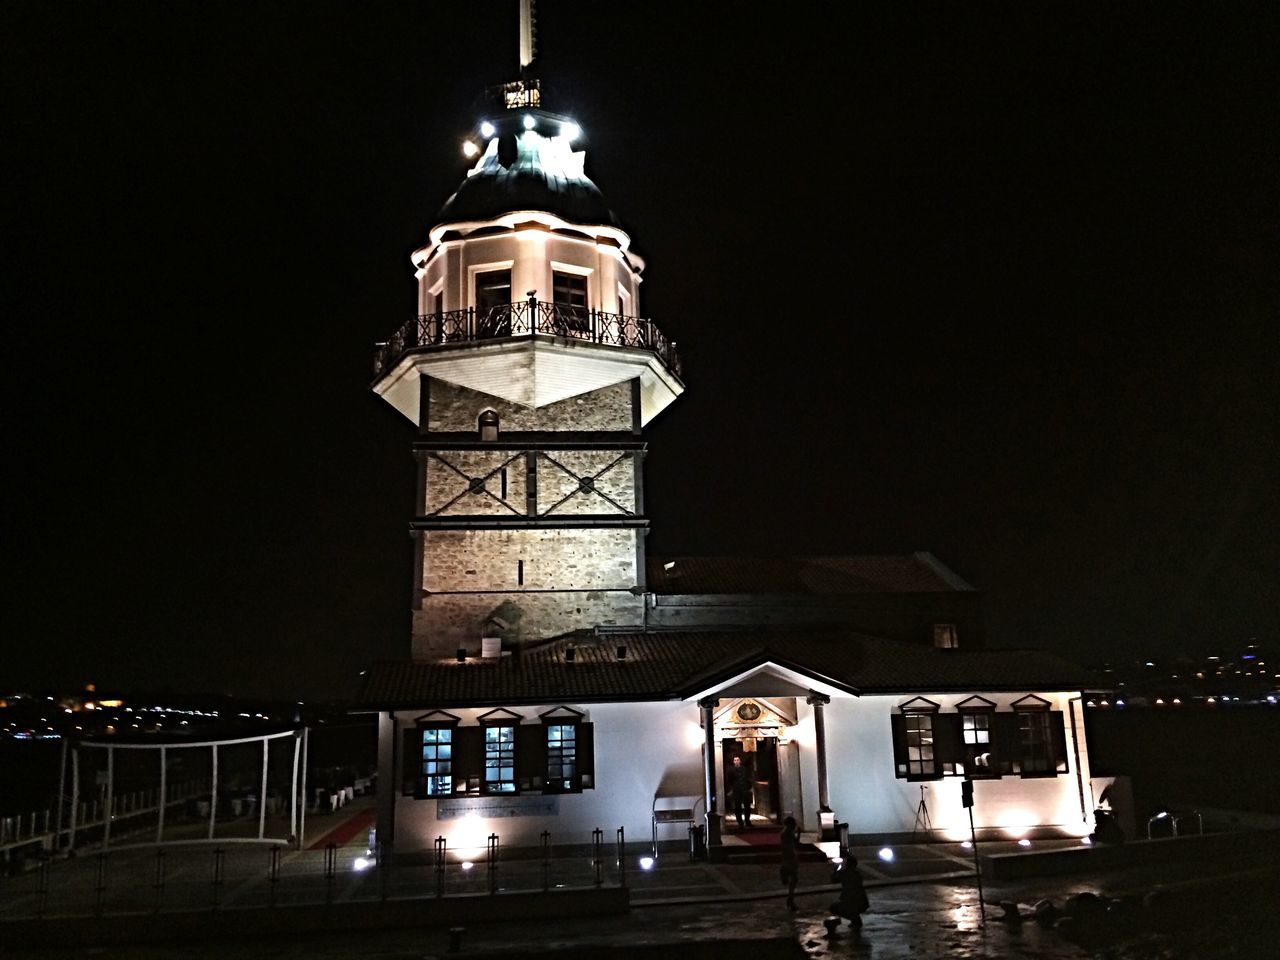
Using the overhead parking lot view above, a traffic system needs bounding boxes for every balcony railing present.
[373,298,682,381]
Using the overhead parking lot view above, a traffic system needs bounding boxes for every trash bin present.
[688,823,706,861]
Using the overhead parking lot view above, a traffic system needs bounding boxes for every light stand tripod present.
[911,784,934,841]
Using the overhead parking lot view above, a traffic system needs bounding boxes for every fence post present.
[324,842,337,904]
[433,835,447,898]
[267,845,281,907]
[487,833,499,895]
[94,852,108,916]
[540,830,551,891]
[36,859,50,918]
[152,848,166,912]
[210,847,225,911]
[616,826,627,888]
[591,828,603,887]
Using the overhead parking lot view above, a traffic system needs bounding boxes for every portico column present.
[698,696,721,847]
[806,692,835,837]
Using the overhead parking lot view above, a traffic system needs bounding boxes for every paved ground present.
[4,800,1278,959]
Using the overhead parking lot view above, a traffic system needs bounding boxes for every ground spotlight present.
[480,121,495,137]
[462,141,478,158]
[960,840,973,849]
[353,856,372,871]
[639,856,655,871]
[1018,838,1031,848]
[877,847,895,862]
[1081,836,1093,846]
[461,860,474,871]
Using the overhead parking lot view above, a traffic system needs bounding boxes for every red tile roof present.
[353,630,1093,709]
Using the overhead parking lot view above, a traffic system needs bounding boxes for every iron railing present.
[373,297,682,381]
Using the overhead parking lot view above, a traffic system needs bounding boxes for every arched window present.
[478,410,499,442]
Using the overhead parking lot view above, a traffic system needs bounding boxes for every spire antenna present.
[519,0,537,72]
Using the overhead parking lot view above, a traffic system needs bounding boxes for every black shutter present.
[452,726,483,794]
[402,726,422,797]
[577,722,595,789]
[890,714,908,779]
[995,713,1022,775]
[516,724,546,792]
[933,713,963,775]
[1049,710,1069,774]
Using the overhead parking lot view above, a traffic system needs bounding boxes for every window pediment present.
[477,707,524,725]
[1011,694,1052,711]
[897,696,941,714]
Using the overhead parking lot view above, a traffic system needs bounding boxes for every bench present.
[652,796,704,857]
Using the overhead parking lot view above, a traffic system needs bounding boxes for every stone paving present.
[5,800,1279,960]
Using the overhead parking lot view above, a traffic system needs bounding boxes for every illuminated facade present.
[358,53,1098,860]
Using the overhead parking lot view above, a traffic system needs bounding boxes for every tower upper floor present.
[372,79,683,429]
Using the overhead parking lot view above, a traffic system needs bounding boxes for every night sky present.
[6,2,1277,701]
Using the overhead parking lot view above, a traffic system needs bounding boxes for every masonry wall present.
[414,377,645,659]
[426,379,634,432]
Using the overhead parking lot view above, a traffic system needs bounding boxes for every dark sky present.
[5,2,1277,701]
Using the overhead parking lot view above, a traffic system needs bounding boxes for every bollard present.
[434,835,447,898]
[36,859,49,918]
[267,845,281,907]
[94,852,108,916]
[324,842,337,904]
[540,831,551,891]
[152,848,166,912]
[448,926,465,952]
[211,847,225,910]
[486,833,499,895]
[616,827,627,888]
[591,828,604,887]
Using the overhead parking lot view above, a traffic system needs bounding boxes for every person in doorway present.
[729,755,752,830]
[831,855,870,928]
[779,815,800,910]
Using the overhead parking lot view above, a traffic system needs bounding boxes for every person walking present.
[831,855,870,928]
[728,755,752,830]
[779,815,800,910]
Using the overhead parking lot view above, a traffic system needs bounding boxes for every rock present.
[1034,898,1060,927]
[1065,891,1109,921]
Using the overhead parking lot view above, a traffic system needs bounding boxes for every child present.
[830,856,870,927]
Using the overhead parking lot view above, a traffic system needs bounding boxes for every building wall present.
[426,379,634,433]
[417,231,641,318]
[647,593,986,649]
[824,691,1093,841]
[390,701,704,854]
[382,688,1093,854]
[413,377,645,658]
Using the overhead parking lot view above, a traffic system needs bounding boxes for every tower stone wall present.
[413,376,647,659]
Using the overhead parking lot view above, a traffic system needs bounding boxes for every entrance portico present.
[686,659,855,852]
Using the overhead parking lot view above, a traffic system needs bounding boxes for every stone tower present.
[371,71,683,660]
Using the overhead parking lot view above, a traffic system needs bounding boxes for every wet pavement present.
[5,807,1278,960]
